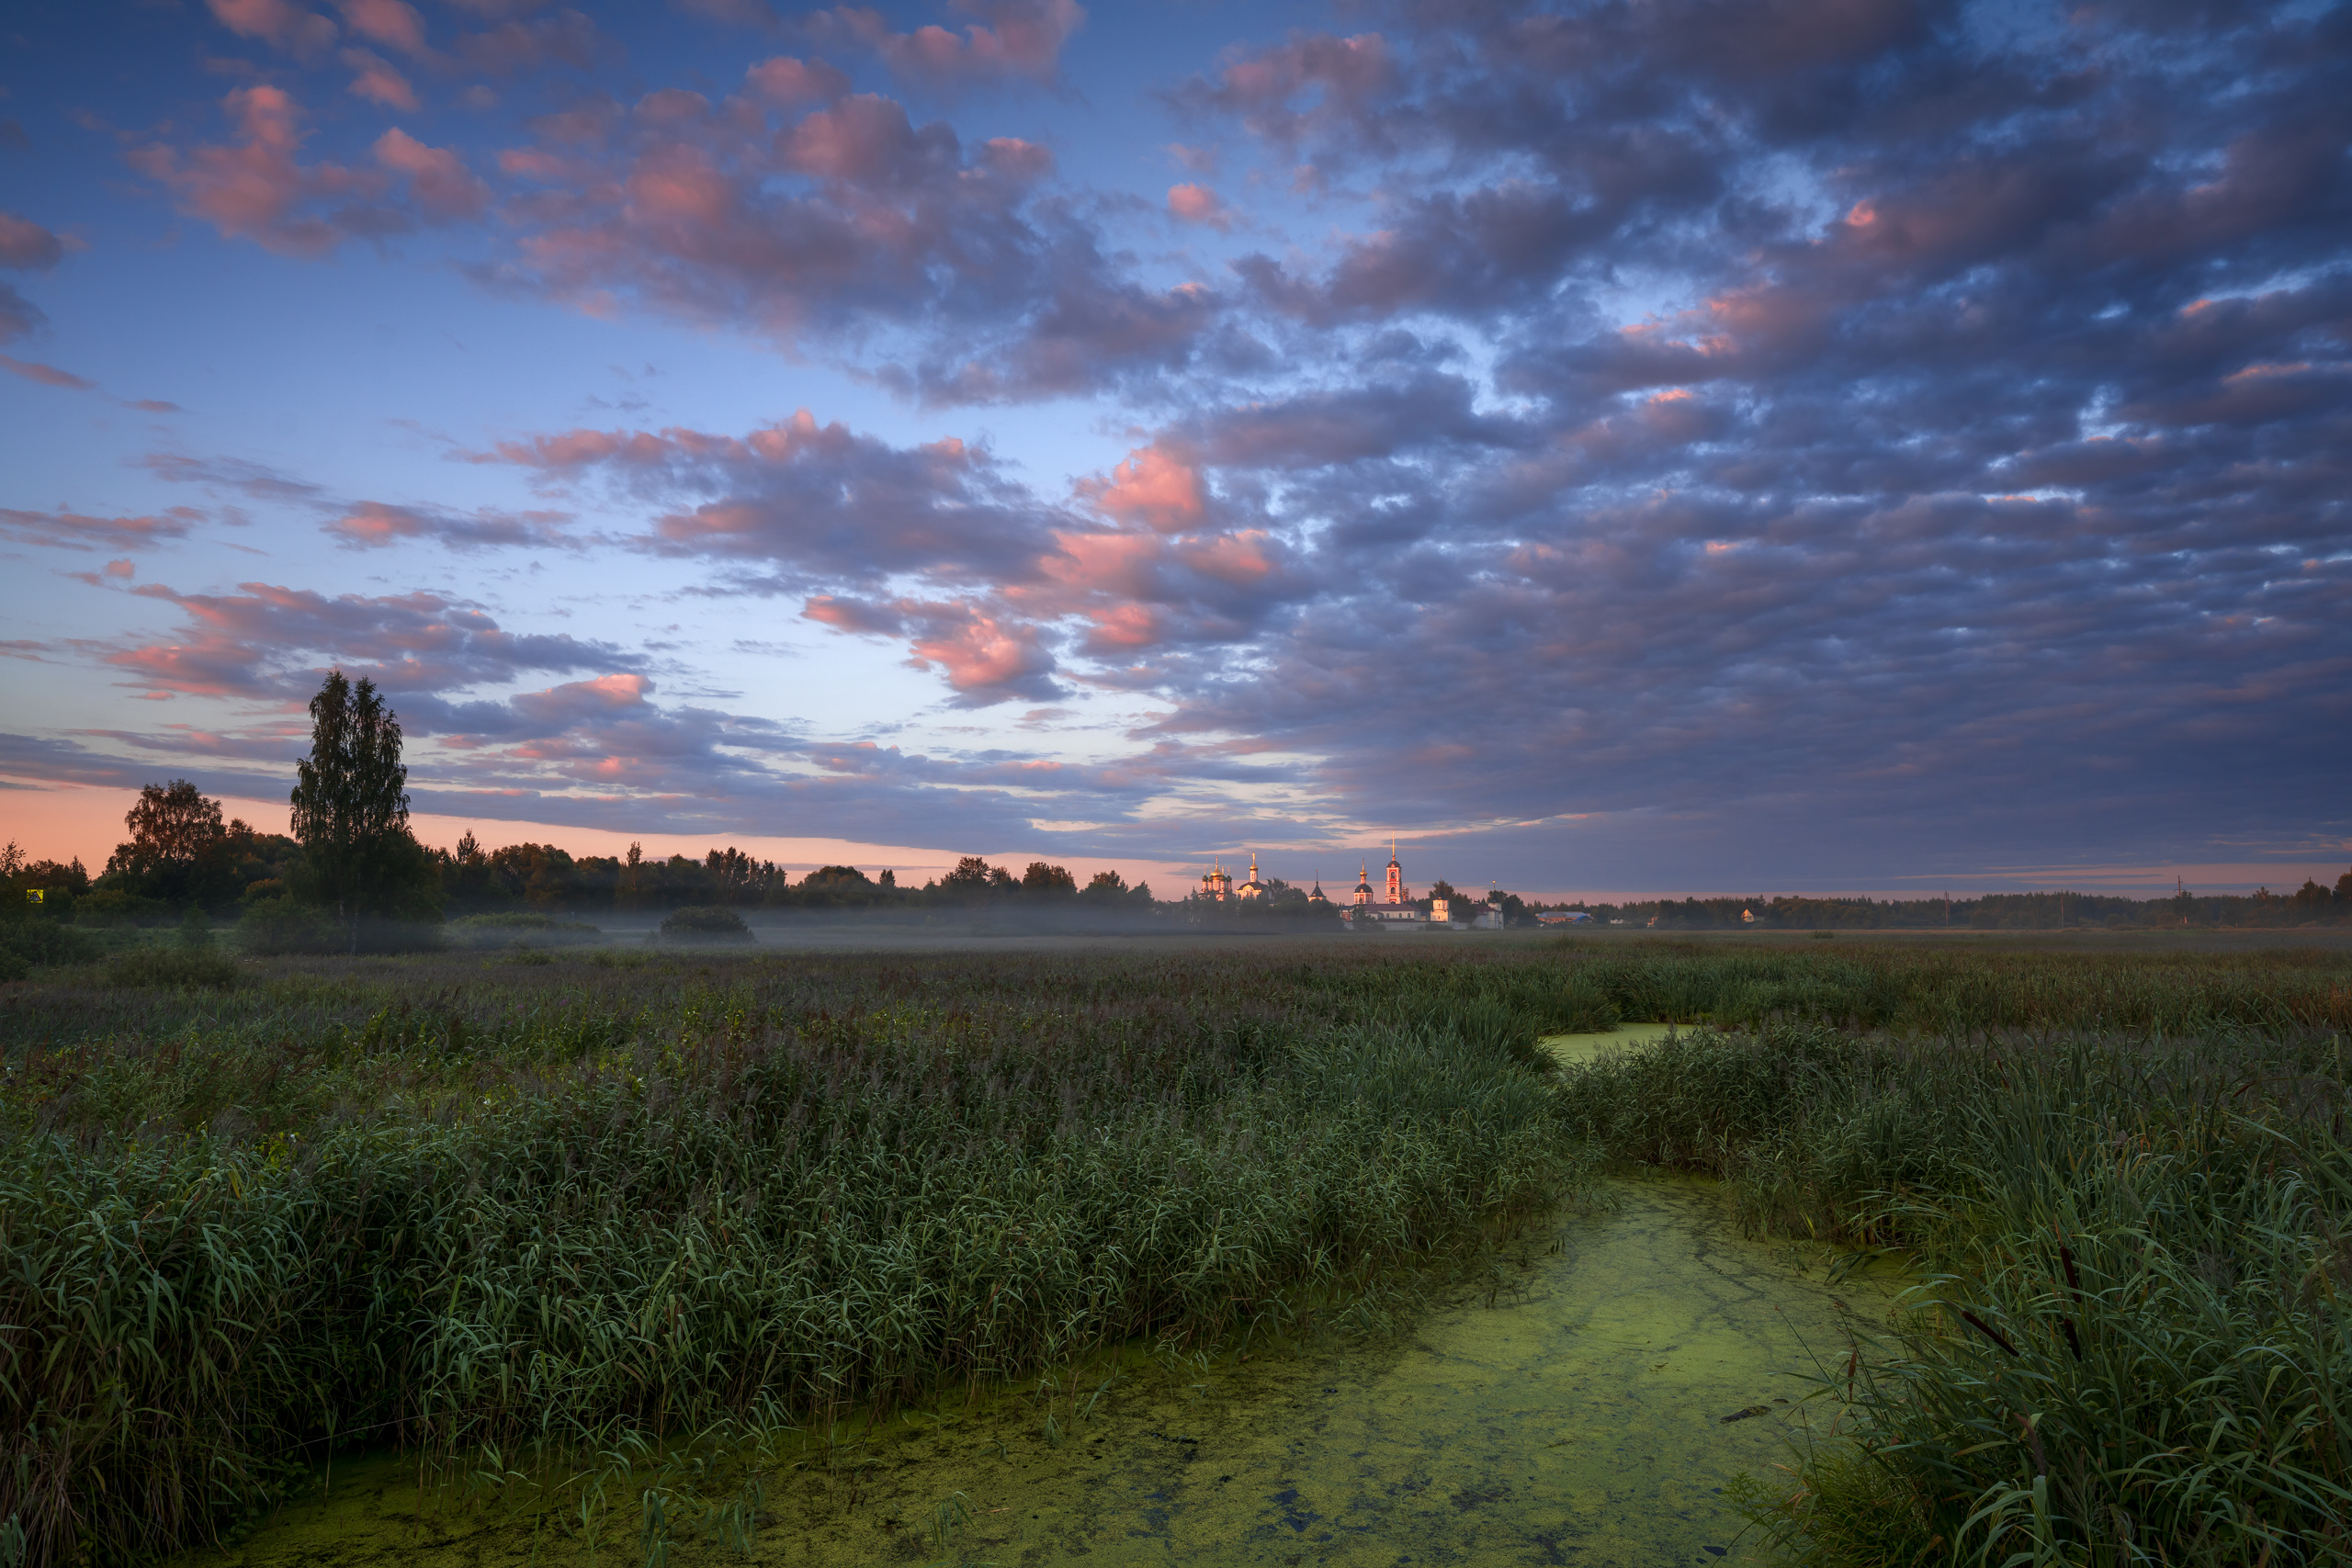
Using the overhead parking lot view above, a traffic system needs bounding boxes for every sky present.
[1,0,2348,901]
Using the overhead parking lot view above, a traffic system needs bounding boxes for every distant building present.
[1350,842,1430,929]
[1193,844,1510,931]
[1534,910,1593,927]
[1235,852,1269,900]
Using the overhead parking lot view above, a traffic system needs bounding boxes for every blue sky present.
[2,0,2348,899]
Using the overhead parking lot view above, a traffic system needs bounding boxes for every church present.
[1348,841,1431,927]
[1195,844,1498,930]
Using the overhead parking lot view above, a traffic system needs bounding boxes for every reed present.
[8,937,2349,1565]
[0,946,1588,1566]
[1549,939,2352,1036]
[1557,1020,2352,1565]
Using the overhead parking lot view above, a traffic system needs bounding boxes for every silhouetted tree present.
[113,781,225,879]
[943,857,993,894]
[1021,862,1077,897]
[289,671,435,949]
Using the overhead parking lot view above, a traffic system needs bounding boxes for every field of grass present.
[0,944,1592,1566]
[4,935,2349,1566]
[1554,965,2352,1565]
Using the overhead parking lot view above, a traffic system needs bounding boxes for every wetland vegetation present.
[3,937,2348,1565]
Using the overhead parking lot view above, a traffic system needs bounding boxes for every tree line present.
[9,671,2343,955]
[0,671,1181,955]
[1540,885,2352,931]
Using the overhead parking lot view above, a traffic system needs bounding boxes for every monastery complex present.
[1195,845,1508,930]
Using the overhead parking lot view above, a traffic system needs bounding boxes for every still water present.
[185,1032,1882,1568]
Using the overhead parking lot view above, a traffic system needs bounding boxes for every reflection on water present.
[1541,1022,1690,1067]
[186,1049,1887,1567]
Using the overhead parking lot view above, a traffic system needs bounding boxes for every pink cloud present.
[0,355,96,390]
[819,0,1085,85]
[128,85,384,257]
[780,94,952,186]
[1166,182,1233,231]
[372,128,491,220]
[1180,31,1395,147]
[1080,444,1205,531]
[981,137,1054,182]
[803,593,906,635]
[1037,528,1165,600]
[511,671,653,725]
[101,580,622,701]
[744,55,852,105]
[449,10,602,75]
[0,504,198,551]
[343,48,419,110]
[206,0,338,55]
[0,211,65,271]
[104,640,258,700]
[337,0,428,57]
[106,558,137,579]
[800,592,1061,704]
[325,499,571,550]
[1173,529,1273,586]
[625,142,733,225]
[901,601,1060,700]
[1082,603,1161,649]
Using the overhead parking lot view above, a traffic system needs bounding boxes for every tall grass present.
[0,947,1582,1566]
[1557,1021,2352,1565]
[1551,941,2352,1037]
[9,939,2351,1564]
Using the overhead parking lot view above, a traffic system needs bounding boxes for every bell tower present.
[1385,839,1404,906]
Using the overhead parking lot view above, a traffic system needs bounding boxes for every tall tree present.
[616,841,645,908]
[943,856,994,895]
[288,671,419,950]
[1021,862,1077,897]
[105,780,245,907]
[114,781,224,872]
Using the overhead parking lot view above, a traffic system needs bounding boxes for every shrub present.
[235,897,342,955]
[71,888,177,928]
[106,947,244,990]
[0,919,100,970]
[655,905,753,942]
[447,911,604,948]
[237,897,441,954]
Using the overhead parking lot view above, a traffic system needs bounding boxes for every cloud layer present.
[2,0,2346,884]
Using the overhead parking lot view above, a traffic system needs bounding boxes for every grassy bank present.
[1548,938,2352,1037]
[1556,1020,2352,1565]
[0,946,1588,1567]
[9,938,2351,1565]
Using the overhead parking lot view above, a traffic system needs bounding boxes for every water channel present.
[183,1027,1891,1568]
